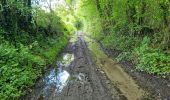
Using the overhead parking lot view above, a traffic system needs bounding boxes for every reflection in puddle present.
[56,70,70,91]
[23,53,86,100]
[42,53,74,96]
[44,69,70,93]
[59,54,74,67]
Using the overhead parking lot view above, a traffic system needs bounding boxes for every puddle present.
[42,53,74,95]
[23,53,75,100]
[58,53,74,67]
[85,36,147,100]
[43,53,74,95]
[23,53,88,100]
[43,69,70,93]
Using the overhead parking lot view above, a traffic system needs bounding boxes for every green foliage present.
[76,0,103,40]
[65,0,75,5]
[74,19,83,30]
[116,52,132,62]
[0,0,32,33]
[43,34,69,64]
[0,32,69,99]
[77,0,170,76]
[0,0,72,99]
[135,37,170,75]
[0,41,45,99]
[35,9,66,34]
[101,32,141,52]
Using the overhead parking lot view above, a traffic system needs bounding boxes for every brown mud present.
[22,32,121,100]
[85,36,148,100]
[101,46,170,100]
[21,32,154,100]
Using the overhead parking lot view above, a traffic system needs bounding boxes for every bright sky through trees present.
[37,0,67,12]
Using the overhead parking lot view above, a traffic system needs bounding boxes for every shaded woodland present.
[0,0,170,99]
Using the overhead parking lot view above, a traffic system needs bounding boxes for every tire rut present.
[22,32,121,100]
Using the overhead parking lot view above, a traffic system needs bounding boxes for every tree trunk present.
[160,2,169,27]
[139,0,146,35]
[27,0,32,24]
[139,0,146,25]
[95,0,102,16]
[126,1,136,23]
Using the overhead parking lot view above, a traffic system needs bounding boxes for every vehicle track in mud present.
[22,32,123,100]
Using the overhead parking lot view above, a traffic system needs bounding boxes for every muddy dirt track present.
[22,32,149,100]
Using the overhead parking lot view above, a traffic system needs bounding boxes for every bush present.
[0,42,45,99]
[135,37,170,75]
[0,32,69,99]
[116,52,132,62]
[102,33,170,75]
[43,35,68,64]
[0,1,71,99]
[101,32,141,52]
[74,19,83,30]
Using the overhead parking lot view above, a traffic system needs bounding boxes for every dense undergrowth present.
[0,33,68,99]
[0,0,74,99]
[76,0,170,76]
[1,0,170,99]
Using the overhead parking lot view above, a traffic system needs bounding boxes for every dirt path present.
[85,36,148,100]
[22,31,151,100]
[22,32,122,100]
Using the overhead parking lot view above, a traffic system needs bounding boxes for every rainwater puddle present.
[23,53,75,100]
[43,69,70,93]
[85,36,147,100]
[43,53,74,94]
[58,53,74,67]
[23,50,88,100]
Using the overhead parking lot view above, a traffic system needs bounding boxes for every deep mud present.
[102,48,170,100]
[22,32,123,100]
[22,31,161,100]
[85,37,148,100]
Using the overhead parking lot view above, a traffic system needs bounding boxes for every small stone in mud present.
[106,81,110,84]
[131,70,134,72]
[78,57,83,59]
[78,85,81,88]
[100,71,105,74]
[167,84,170,87]
[28,88,32,92]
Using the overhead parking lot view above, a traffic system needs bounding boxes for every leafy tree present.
[76,0,170,75]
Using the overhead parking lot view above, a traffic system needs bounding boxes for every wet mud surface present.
[85,37,147,100]
[22,32,158,100]
[22,32,122,100]
[102,47,170,100]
